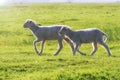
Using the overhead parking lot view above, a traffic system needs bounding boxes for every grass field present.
[0,3,120,80]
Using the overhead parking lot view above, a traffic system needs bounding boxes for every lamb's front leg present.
[54,39,63,56]
[77,44,86,55]
[33,39,41,55]
[39,39,45,55]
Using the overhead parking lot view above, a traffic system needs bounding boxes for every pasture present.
[0,3,120,80]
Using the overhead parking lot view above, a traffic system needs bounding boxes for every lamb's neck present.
[30,25,39,34]
[66,29,74,39]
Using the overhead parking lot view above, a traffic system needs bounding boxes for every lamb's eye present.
[29,21,32,23]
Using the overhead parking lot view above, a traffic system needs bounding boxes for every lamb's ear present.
[29,21,32,23]
[26,19,30,22]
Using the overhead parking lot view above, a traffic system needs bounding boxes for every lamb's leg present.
[54,39,63,56]
[39,39,45,55]
[77,44,86,55]
[90,42,98,56]
[64,37,86,55]
[33,39,41,55]
[64,37,74,54]
[73,43,80,56]
[99,42,112,56]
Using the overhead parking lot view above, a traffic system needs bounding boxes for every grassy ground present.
[0,3,120,80]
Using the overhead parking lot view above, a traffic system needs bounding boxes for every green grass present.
[0,3,120,80]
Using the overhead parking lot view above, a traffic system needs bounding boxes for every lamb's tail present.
[102,32,108,43]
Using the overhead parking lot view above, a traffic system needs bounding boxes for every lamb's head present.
[23,19,37,28]
[58,26,71,36]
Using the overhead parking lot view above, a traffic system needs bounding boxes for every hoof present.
[54,54,58,56]
[72,54,76,56]
[81,53,86,56]
[90,54,94,56]
[83,54,86,56]
[36,51,39,54]
[38,53,42,56]
[108,54,112,56]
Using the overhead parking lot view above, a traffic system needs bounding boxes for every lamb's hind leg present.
[64,37,74,54]
[99,42,112,56]
[54,38,63,56]
[39,39,45,55]
[73,43,81,56]
[90,42,98,56]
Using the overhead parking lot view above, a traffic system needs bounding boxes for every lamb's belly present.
[45,36,59,40]
[82,41,93,43]
[81,39,94,43]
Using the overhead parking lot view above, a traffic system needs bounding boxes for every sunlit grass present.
[0,3,120,80]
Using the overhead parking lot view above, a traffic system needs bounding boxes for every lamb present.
[58,27,112,56]
[23,19,74,56]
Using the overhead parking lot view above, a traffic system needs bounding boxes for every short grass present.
[0,3,120,80]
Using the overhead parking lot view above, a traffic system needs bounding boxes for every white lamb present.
[23,19,74,56]
[59,27,112,56]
